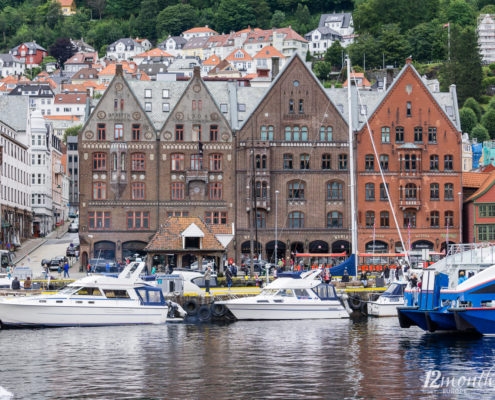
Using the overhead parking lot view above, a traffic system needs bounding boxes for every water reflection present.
[0,319,494,399]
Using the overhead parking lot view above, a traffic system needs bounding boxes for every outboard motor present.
[167,301,187,319]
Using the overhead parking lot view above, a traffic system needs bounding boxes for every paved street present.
[14,229,83,279]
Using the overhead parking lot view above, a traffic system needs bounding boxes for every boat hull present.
[223,301,349,320]
[453,309,495,335]
[0,301,168,328]
[368,299,404,317]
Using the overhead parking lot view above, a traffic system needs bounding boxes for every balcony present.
[186,169,208,184]
[399,199,421,210]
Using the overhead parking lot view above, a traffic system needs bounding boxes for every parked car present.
[49,256,67,271]
[68,222,79,233]
[190,259,215,271]
[88,258,117,273]
[66,244,80,257]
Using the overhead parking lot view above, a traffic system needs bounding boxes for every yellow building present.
[57,0,76,16]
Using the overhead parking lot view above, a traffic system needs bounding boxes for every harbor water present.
[0,317,494,399]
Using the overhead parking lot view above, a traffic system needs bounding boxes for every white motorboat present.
[367,282,406,317]
[217,270,350,320]
[0,261,185,328]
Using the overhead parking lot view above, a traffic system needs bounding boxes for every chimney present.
[116,64,123,75]
[193,66,201,78]
[271,57,279,81]
[386,67,394,89]
[406,56,412,64]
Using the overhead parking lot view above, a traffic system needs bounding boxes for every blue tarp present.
[472,143,482,168]
[329,254,356,277]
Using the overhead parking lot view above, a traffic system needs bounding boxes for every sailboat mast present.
[347,57,358,278]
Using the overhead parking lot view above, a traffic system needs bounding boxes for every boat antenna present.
[351,71,411,268]
[346,57,358,280]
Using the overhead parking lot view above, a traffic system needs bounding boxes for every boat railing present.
[434,243,495,273]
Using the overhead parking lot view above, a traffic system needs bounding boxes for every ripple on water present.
[0,319,493,399]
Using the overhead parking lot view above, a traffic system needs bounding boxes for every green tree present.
[270,10,285,28]
[86,19,125,51]
[313,61,331,80]
[488,96,495,111]
[440,0,475,27]
[406,22,445,63]
[482,109,495,139]
[249,0,271,29]
[463,97,482,122]
[63,124,82,144]
[105,0,140,19]
[293,3,310,33]
[156,4,198,36]
[134,0,159,40]
[471,124,490,143]
[348,33,382,69]
[213,0,256,33]
[378,24,410,67]
[459,107,477,134]
[324,40,344,70]
[440,24,482,104]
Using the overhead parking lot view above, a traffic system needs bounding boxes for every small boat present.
[367,281,406,317]
[217,270,350,320]
[0,261,185,328]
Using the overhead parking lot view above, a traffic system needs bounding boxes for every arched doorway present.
[93,241,116,260]
[309,240,329,253]
[266,240,286,263]
[241,240,262,254]
[365,240,388,253]
[332,240,351,254]
[122,241,147,260]
[81,251,88,269]
[395,241,404,253]
[412,240,434,250]
[290,241,304,255]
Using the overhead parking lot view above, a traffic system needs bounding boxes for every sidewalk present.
[13,221,71,266]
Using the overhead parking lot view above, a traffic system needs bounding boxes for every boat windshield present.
[275,289,295,297]
[312,284,338,300]
[261,289,278,296]
[59,286,80,295]
[382,283,405,297]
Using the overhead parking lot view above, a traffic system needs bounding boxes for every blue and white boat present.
[398,243,495,333]
[0,261,185,328]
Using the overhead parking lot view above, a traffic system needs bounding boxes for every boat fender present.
[183,299,199,316]
[198,305,212,322]
[348,296,362,310]
[211,303,227,318]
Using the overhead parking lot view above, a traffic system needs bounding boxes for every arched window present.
[365,183,375,200]
[93,152,106,170]
[365,154,374,170]
[445,211,454,227]
[260,126,267,140]
[301,126,308,141]
[288,181,305,199]
[327,181,343,200]
[288,211,304,228]
[430,183,439,200]
[112,153,117,170]
[430,155,439,170]
[322,154,331,170]
[380,211,389,227]
[405,183,417,200]
[299,99,304,113]
[380,183,389,201]
[121,153,126,170]
[131,153,145,171]
[444,183,454,200]
[285,126,291,141]
[293,126,300,141]
[255,154,261,169]
[381,127,390,143]
[327,211,343,228]
[430,211,439,227]
[267,126,274,140]
[365,211,375,227]
[256,181,261,198]
[261,155,267,169]
[380,155,389,171]
[404,209,416,228]
[289,99,294,113]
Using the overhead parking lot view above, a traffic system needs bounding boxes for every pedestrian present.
[87,263,91,275]
[360,270,368,287]
[63,261,70,278]
[105,263,110,273]
[204,266,212,294]
[57,264,62,279]
[75,250,79,261]
[11,276,20,290]
[458,270,467,284]
[384,265,390,284]
[225,266,233,290]
[6,265,11,279]
[342,268,349,283]
[151,265,156,275]
[44,263,49,279]
[324,268,331,284]
[24,276,32,290]
[232,263,237,277]
[395,265,401,281]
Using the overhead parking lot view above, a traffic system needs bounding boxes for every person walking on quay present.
[342,268,349,283]
[204,266,212,295]
[383,265,390,284]
[24,276,32,290]
[6,265,11,279]
[151,265,156,275]
[57,264,62,279]
[225,266,233,290]
[63,261,70,278]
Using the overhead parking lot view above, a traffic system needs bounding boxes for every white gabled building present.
[305,12,355,53]
[106,38,151,61]
[478,14,495,64]
[0,96,32,246]
[158,36,187,57]
[182,26,218,41]
[0,54,25,77]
